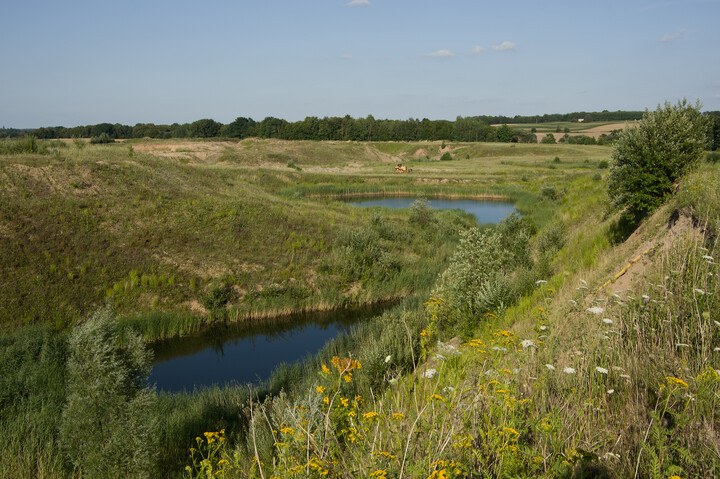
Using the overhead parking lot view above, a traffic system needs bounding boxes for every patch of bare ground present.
[185,300,208,315]
[597,209,700,295]
[413,148,428,157]
[132,141,237,163]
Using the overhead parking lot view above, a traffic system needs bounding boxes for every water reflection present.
[149,302,391,392]
[346,197,515,224]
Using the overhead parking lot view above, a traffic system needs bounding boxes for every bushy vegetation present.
[60,309,157,477]
[608,99,708,220]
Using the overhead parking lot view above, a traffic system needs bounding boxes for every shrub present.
[440,152,453,161]
[89,132,114,144]
[608,99,708,218]
[408,199,436,228]
[539,184,560,201]
[540,134,556,144]
[59,308,157,477]
[598,160,609,169]
[553,156,560,163]
[202,283,235,318]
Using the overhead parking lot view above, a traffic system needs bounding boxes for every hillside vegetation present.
[1,107,718,478]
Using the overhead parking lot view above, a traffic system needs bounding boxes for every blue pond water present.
[150,198,515,392]
[346,197,515,224]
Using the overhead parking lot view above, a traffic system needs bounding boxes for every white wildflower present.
[423,369,438,379]
[512,368,521,374]
[642,295,650,300]
[702,255,713,260]
[539,325,547,331]
[536,280,547,285]
[612,366,624,371]
[385,355,392,363]
[587,306,604,315]
[601,452,620,461]
[520,339,536,349]
[492,346,508,352]
[602,318,613,324]
[563,367,576,374]
[607,389,615,395]
[695,289,705,295]
[545,364,555,371]
[714,347,720,352]
[595,367,609,374]
[620,374,631,379]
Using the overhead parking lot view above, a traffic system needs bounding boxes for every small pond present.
[346,197,515,224]
[149,302,391,392]
[150,197,516,392]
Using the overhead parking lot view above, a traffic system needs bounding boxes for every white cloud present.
[660,28,686,42]
[345,0,371,6]
[340,54,352,59]
[492,41,517,51]
[424,49,456,58]
[472,45,486,54]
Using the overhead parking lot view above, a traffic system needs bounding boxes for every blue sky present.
[1,0,719,128]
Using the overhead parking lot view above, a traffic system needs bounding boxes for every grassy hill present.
[4,137,717,478]
[0,138,595,336]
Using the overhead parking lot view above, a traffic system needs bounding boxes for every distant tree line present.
[3,111,718,148]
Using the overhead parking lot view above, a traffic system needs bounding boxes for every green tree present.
[189,118,222,138]
[59,309,157,477]
[540,133,556,144]
[608,99,708,218]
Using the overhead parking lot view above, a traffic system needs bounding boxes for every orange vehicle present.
[395,163,412,173]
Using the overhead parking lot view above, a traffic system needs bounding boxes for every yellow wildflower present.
[280,427,294,435]
[393,413,406,420]
[428,394,445,402]
[363,411,380,420]
[420,329,429,337]
[323,396,329,405]
[316,385,325,394]
[344,372,353,383]
[503,427,520,436]
[321,364,331,374]
[665,376,689,388]
[339,397,349,407]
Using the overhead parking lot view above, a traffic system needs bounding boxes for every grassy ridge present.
[1,139,604,335]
